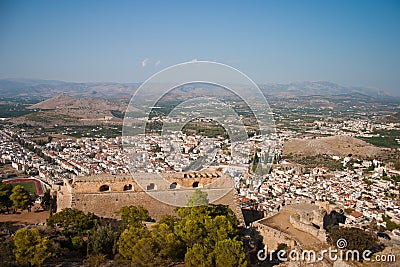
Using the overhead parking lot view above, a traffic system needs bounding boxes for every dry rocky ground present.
[283,135,382,158]
[0,204,49,226]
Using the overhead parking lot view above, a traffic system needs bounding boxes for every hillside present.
[0,79,138,100]
[259,81,392,99]
[381,112,400,123]
[283,135,382,158]
[12,94,129,127]
[28,93,127,111]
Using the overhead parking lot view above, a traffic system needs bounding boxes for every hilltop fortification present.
[55,171,244,222]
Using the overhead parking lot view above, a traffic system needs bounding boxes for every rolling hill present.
[28,93,127,111]
[12,94,129,127]
[283,135,383,158]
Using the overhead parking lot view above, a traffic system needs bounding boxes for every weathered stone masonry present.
[55,172,244,222]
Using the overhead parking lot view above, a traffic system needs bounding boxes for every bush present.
[327,226,379,253]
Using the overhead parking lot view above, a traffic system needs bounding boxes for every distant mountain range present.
[0,78,139,100]
[259,81,392,98]
[0,78,394,100]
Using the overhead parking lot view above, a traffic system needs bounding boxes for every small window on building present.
[147,183,155,190]
[192,181,199,188]
[99,185,110,192]
[123,184,133,191]
[170,182,177,189]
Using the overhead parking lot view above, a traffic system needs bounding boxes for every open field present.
[0,204,49,225]
[4,178,44,195]
[12,181,37,195]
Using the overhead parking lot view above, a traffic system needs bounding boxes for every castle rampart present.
[55,172,243,222]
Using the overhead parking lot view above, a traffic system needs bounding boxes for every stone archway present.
[123,184,133,191]
[147,183,156,190]
[99,185,110,192]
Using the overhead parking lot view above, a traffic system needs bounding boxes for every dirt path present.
[0,205,49,225]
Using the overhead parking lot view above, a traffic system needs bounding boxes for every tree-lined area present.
[0,204,247,267]
[0,182,33,214]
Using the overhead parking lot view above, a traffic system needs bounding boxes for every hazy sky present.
[0,0,399,95]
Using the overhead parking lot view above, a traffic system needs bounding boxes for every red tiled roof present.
[349,211,363,218]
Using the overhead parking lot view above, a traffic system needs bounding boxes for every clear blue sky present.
[0,0,399,95]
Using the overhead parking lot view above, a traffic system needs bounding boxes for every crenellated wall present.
[55,173,243,222]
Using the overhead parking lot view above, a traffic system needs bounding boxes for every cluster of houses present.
[238,156,400,230]
[1,125,399,233]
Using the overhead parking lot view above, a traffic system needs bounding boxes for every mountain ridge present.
[0,78,396,100]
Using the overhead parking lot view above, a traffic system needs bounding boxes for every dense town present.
[1,1,400,265]
[1,113,400,233]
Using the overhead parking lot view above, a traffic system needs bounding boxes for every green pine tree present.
[13,228,51,266]
[0,181,13,213]
[186,189,209,207]
[10,185,32,212]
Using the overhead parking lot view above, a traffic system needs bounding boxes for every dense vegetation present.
[0,204,247,266]
[361,129,400,148]
[13,228,51,266]
[0,103,36,118]
[20,125,123,139]
[110,110,125,119]
[362,136,400,148]
[0,182,33,213]
[182,120,228,139]
[145,116,230,139]
[326,226,380,258]
[289,154,343,172]
[116,204,246,267]
[382,215,400,231]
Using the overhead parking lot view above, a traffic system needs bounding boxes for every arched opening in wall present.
[147,183,155,190]
[170,182,177,189]
[123,184,133,191]
[192,181,199,188]
[99,185,110,192]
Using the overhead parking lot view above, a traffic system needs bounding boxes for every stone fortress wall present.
[289,211,327,242]
[285,201,328,242]
[253,212,299,250]
[55,171,243,222]
[252,200,330,250]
